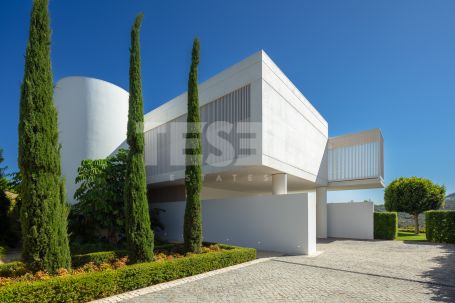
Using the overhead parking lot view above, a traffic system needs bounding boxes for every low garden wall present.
[153,193,316,255]
[327,202,374,240]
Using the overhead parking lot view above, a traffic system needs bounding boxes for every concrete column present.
[303,192,317,255]
[316,187,327,239]
[272,173,287,195]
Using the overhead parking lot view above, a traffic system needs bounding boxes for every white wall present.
[153,193,316,255]
[54,77,129,204]
[327,202,373,240]
[261,51,329,185]
[316,187,327,238]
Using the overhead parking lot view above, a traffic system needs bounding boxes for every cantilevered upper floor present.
[143,50,384,200]
[53,51,383,204]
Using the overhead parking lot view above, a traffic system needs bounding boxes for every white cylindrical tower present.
[54,77,129,204]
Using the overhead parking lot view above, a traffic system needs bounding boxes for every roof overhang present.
[327,177,385,191]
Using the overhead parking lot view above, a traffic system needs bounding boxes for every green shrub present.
[426,210,455,243]
[5,197,21,248]
[384,177,445,234]
[0,148,10,245]
[70,242,119,255]
[0,246,5,258]
[154,243,176,251]
[71,250,128,268]
[0,193,10,245]
[0,245,256,303]
[0,262,27,278]
[72,149,128,245]
[0,250,130,277]
[70,238,165,256]
[374,212,397,240]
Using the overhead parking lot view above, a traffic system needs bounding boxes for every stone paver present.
[110,240,455,302]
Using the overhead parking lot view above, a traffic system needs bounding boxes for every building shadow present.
[419,242,455,302]
[317,237,378,244]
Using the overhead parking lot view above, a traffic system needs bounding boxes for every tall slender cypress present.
[184,38,203,253]
[18,0,71,272]
[124,13,154,263]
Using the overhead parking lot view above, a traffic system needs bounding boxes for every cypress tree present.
[18,0,71,272]
[184,38,203,253]
[124,13,154,263]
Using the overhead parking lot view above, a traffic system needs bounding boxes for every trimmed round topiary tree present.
[384,177,445,234]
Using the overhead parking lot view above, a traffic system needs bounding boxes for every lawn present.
[396,229,427,241]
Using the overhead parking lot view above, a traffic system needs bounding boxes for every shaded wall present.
[152,193,316,255]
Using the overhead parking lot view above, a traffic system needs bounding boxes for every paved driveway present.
[122,240,455,302]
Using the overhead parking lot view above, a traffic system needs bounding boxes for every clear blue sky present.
[1,0,454,203]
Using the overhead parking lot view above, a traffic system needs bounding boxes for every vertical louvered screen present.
[145,84,251,179]
[328,129,384,182]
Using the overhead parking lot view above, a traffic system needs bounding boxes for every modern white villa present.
[55,50,384,255]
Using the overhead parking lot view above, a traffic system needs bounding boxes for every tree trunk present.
[414,213,419,235]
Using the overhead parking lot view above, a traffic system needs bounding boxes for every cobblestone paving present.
[123,240,455,303]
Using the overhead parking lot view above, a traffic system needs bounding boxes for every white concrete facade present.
[55,50,384,254]
[154,193,316,255]
[54,77,128,203]
[143,51,334,194]
[316,187,328,238]
[142,51,383,196]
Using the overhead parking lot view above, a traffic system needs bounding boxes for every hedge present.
[72,250,128,268]
[0,262,27,278]
[0,245,256,303]
[1,244,192,275]
[1,251,129,275]
[426,210,455,243]
[374,212,397,240]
